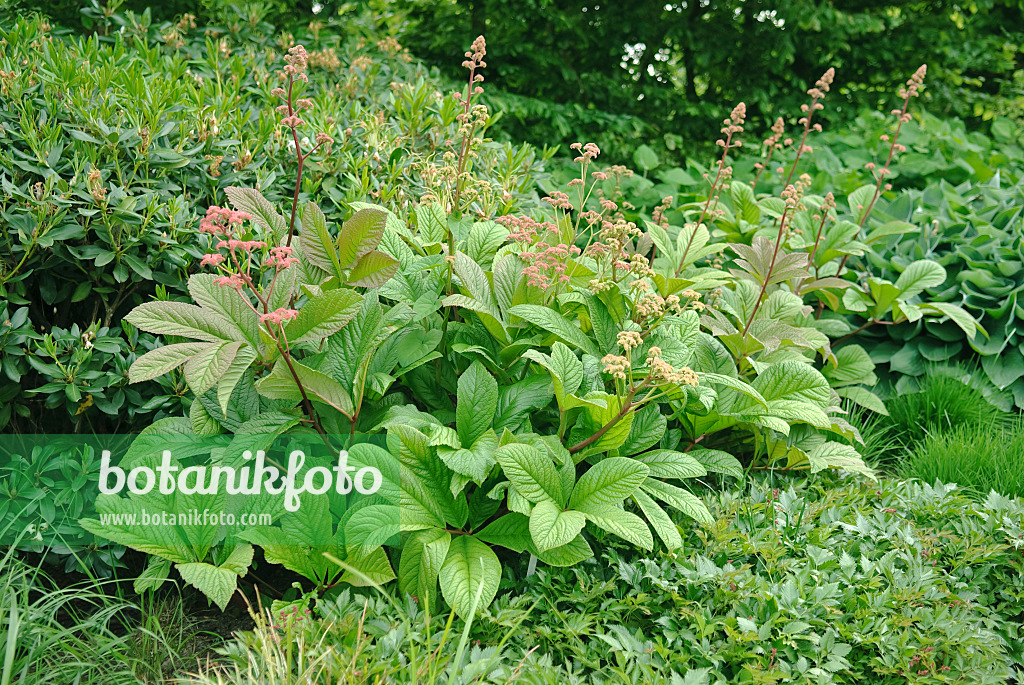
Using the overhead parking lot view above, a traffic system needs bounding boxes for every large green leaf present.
[457,361,499,447]
[582,504,653,549]
[438,536,501,619]
[224,187,286,240]
[126,301,237,342]
[348,250,400,288]
[640,478,714,524]
[255,358,355,417]
[509,305,599,357]
[631,490,682,549]
[474,513,531,553]
[398,529,450,612]
[283,289,363,343]
[337,208,387,267]
[129,342,210,383]
[494,443,563,505]
[184,341,244,396]
[568,457,649,511]
[529,500,586,552]
[894,260,946,299]
[633,450,706,479]
[188,274,260,348]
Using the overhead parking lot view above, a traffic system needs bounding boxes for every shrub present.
[0,11,549,433]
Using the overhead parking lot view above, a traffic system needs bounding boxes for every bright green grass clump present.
[900,418,1024,499]
[856,373,1012,467]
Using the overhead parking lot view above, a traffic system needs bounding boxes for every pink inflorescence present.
[521,242,582,288]
[265,245,299,269]
[259,308,299,326]
[199,206,252,236]
[200,253,226,268]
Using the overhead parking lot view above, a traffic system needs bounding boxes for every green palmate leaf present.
[508,305,599,357]
[184,341,245,396]
[255,358,355,417]
[894,260,947,299]
[633,449,706,479]
[582,504,653,550]
[640,478,714,524]
[188,274,260,347]
[475,513,531,553]
[529,500,586,552]
[129,342,210,383]
[568,457,649,511]
[438,536,501,619]
[457,361,499,446]
[348,250,400,288]
[224,187,287,241]
[126,301,238,342]
[337,208,387,267]
[688,448,744,480]
[300,201,341,274]
[283,289,363,343]
[631,490,682,549]
[494,443,563,505]
[398,529,451,612]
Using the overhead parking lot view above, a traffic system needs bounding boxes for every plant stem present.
[568,387,637,455]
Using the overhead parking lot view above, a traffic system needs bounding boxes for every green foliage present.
[902,419,1024,500]
[398,0,1024,162]
[0,11,549,432]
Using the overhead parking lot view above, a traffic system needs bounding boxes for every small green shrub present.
[902,419,1024,499]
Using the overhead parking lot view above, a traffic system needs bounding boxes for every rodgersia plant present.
[90,43,977,619]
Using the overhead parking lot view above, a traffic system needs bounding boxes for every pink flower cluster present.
[570,142,600,163]
[259,308,299,326]
[521,242,582,288]
[215,239,267,253]
[199,206,252,236]
[264,245,299,270]
[498,214,558,243]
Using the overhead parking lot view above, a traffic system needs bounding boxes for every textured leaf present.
[805,441,876,479]
[618,407,667,456]
[283,289,363,342]
[530,534,594,566]
[688,448,744,480]
[337,208,387,267]
[439,536,501,619]
[640,478,714,524]
[825,345,876,387]
[415,203,448,245]
[216,346,257,416]
[582,504,653,549]
[750,361,831,405]
[835,386,888,415]
[475,513,531,553]
[188,274,261,347]
[176,559,244,611]
[894,260,946,299]
[633,449,706,479]
[568,457,649,511]
[508,305,599,357]
[493,374,553,432]
[255,358,355,417]
[184,341,244,396]
[457,361,499,447]
[348,250,400,288]
[529,500,586,552]
[494,443,563,505]
[129,342,210,383]
[126,301,237,342]
[224,186,286,240]
[398,529,450,612]
[300,201,340,273]
[631,490,682,549]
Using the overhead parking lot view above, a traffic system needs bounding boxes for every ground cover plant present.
[2,3,1024,685]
